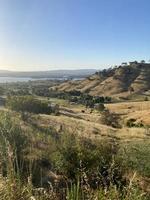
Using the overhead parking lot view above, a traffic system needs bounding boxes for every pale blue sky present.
[0,0,150,71]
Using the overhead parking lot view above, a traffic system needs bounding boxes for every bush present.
[94,103,105,112]
[120,141,150,177]
[144,97,149,101]
[0,112,29,178]
[51,134,125,190]
[101,109,122,128]
[126,118,144,128]
[6,96,52,114]
[0,86,4,95]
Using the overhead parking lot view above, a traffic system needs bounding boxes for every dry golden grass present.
[2,98,150,143]
[51,64,150,98]
[106,101,150,125]
[28,100,150,143]
[37,113,115,140]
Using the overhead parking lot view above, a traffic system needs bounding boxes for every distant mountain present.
[0,69,97,79]
[51,62,150,99]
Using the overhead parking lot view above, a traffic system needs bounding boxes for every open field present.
[106,101,150,126]
[29,97,150,143]
[2,97,150,142]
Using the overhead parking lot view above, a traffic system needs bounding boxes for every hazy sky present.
[0,0,150,71]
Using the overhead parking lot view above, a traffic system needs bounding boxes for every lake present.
[0,77,64,83]
[0,77,35,83]
[0,76,84,83]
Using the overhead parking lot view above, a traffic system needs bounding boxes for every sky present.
[0,0,150,71]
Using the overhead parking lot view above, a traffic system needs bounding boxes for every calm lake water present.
[0,77,64,83]
[0,77,84,83]
[0,77,34,83]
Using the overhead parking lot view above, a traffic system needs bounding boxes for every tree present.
[121,62,127,66]
[94,103,105,112]
[141,60,145,64]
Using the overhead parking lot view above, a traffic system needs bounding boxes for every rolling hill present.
[51,62,150,98]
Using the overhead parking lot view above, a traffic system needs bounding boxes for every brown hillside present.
[51,63,150,98]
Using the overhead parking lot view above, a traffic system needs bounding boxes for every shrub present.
[94,103,105,112]
[144,97,149,101]
[120,141,150,177]
[0,112,29,178]
[6,96,52,114]
[126,118,144,128]
[51,134,125,190]
[101,109,122,128]
[126,118,136,127]
[0,86,4,95]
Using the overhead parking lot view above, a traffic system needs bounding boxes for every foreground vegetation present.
[0,109,149,199]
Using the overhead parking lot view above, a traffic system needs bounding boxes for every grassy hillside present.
[0,95,150,199]
[0,76,150,199]
[52,62,150,99]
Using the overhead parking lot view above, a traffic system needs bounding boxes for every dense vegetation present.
[6,96,52,114]
[0,110,149,199]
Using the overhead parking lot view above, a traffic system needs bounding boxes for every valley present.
[0,64,150,199]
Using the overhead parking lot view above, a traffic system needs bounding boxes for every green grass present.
[120,140,150,177]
